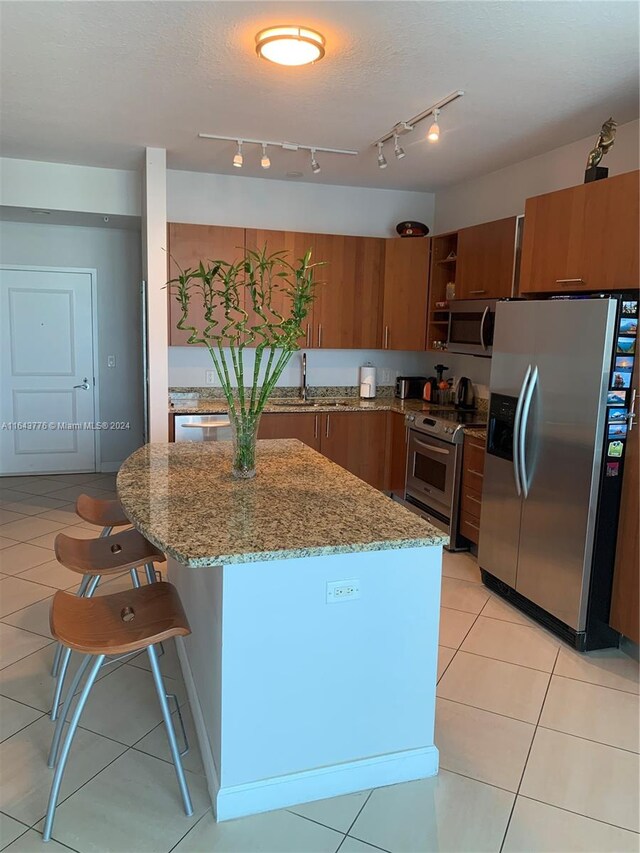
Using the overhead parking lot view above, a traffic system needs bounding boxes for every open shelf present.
[427,232,458,352]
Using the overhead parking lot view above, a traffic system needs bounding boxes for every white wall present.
[0,157,140,218]
[168,169,435,238]
[435,119,640,233]
[0,220,144,470]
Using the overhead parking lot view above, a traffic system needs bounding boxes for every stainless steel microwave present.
[447,299,497,356]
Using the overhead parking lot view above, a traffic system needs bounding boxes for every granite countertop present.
[463,427,488,441]
[117,439,449,567]
[170,396,455,417]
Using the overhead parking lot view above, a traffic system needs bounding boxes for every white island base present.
[169,545,442,821]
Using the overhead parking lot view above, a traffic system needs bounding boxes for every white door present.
[0,267,97,474]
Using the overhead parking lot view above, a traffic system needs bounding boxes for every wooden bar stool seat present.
[50,582,190,655]
[55,528,165,577]
[75,494,130,533]
[49,529,166,723]
[43,583,193,841]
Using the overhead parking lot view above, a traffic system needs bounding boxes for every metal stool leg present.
[48,653,93,768]
[50,575,101,721]
[146,644,193,816]
[43,654,105,842]
[144,562,156,584]
[99,525,113,538]
[130,567,141,588]
[51,574,92,677]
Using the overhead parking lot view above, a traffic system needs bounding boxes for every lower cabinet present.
[459,434,486,545]
[387,411,408,495]
[259,410,388,489]
[258,412,321,451]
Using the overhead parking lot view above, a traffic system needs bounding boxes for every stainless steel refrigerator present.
[479,296,638,650]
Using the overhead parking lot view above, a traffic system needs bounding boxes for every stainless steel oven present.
[447,299,497,357]
[406,430,459,518]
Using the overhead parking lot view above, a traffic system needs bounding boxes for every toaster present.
[395,376,427,399]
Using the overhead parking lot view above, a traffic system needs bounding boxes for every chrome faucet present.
[301,352,308,401]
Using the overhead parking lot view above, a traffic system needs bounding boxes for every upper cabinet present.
[456,217,518,299]
[382,238,430,351]
[313,234,385,349]
[167,224,245,346]
[520,170,639,293]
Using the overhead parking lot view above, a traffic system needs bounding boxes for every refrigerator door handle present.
[512,364,532,497]
[519,365,539,499]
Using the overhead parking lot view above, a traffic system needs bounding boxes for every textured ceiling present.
[1,1,638,191]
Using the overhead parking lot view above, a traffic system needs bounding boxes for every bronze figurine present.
[586,118,618,169]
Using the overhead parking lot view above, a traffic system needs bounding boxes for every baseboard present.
[215,745,438,822]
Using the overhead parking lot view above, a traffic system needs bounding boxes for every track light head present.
[427,108,441,143]
[233,140,243,168]
[260,143,271,169]
[393,133,405,160]
[377,142,388,169]
[310,149,321,174]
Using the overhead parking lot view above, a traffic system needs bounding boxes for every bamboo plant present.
[168,246,319,478]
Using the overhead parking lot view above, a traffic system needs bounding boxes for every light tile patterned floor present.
[0,475,638,852]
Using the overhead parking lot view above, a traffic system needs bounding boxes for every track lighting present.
[427,109,441,143]
[199,134,358,175]
[369,90,463,166]
[393,133,405,160]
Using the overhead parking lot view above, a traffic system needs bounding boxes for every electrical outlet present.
[205,370,215,385]
[107,355,116,368]
[326,579,361,603]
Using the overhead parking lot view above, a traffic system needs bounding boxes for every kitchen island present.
[117,439,448,821]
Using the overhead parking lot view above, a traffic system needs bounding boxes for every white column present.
[142,148,168,442]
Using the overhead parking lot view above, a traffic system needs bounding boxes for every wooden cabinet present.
[258,412,320,451]
[167,224,246,346]
[321,411,388,489]
[456,217,517,299]
[459,434,486,545]
[382,238,430,351]
[520,170,639,293]
[609,361,639,643]
[313,234,385,349]
[387,411,408,495]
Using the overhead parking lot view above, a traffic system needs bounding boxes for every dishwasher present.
[173,413,233,442]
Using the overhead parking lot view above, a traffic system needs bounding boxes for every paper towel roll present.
[359,364,377,399]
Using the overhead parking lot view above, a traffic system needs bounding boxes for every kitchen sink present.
[271,400,352,408]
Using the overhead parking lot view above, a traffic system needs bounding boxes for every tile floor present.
[0,473,639,852]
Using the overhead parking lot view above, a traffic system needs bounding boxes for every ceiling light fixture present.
[198,134,358,175]
[377,142,388,169]
[233,140,243,168]
[370,90,464,166]
[427,109,441,143]
[393,133,405,160]
[255,26,325,66]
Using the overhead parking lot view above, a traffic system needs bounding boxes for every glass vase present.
[230,413,262,479]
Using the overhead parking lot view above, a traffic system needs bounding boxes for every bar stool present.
[43,582,193,842]
[50,529,166,721]
[50,495,132,683]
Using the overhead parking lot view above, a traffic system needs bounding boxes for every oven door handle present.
[479,306,489,351]
[413,438,451,455]
[512,365,532,497]
[180,420,231,429]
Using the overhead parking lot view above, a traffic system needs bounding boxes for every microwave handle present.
[480,306,489,351]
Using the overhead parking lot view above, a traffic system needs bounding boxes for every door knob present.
[74,378,90,390]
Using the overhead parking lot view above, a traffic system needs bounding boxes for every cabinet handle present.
[325,414,330,438]
[317,324,323,348]
[465,493,482,505]
[556,278,585,285]
[469,290,487,294]
[306,325,311,346]
[384,326,389,349]
[314,414,319,439]
[465,519,480,531]
[468,468,484,477]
